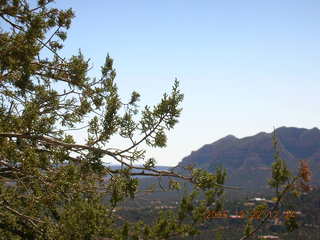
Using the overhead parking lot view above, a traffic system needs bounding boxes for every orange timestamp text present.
[205,210,297,220]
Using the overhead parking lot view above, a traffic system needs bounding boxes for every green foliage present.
[1,1,310,239]
[243,218,253,237]
[284,212,298,232]
[239,131,314,240]
[268,133,291,191]
[0,1,229,239]
[192,167,226,190]
[143,158,156,169]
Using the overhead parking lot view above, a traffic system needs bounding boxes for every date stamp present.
[205,209,297,220]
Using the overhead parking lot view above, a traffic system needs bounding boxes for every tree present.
[0,1,228,239]
[240,132,312,239]
[0,1,312,239]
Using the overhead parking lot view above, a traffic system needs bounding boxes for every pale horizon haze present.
[54,0,320,166]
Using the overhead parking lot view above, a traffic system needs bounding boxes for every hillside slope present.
[177,127,320,190]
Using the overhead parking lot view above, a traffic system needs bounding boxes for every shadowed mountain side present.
[134,127,320,202]
[176,127,320,189]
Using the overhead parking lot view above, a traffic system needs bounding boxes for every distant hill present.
[177,127,320,191]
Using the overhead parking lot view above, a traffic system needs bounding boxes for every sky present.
[54,0,320,166]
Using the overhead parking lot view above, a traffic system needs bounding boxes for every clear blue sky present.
[56,0,320,166]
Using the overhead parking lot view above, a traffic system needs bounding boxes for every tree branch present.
[240,178,298,240]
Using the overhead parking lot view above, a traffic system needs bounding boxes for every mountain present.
[177,127,320,191]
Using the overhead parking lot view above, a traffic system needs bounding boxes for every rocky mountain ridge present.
[177,127,320,189]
